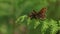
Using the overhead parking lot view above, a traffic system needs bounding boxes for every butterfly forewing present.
[37,8,47,19]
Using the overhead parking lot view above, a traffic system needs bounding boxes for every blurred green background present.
[0,0,60,34]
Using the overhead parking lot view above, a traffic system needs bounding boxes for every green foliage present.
[16,15,59,34]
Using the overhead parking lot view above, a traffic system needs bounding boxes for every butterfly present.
[28,7,47,20]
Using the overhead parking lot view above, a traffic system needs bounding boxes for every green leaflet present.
[16,15,27,23]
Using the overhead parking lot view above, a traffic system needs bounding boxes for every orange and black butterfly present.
[28,7,47,20]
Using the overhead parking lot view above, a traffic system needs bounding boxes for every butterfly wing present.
[37,8,47,19]
[29,10,37,19]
